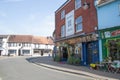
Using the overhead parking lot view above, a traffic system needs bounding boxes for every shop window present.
[75,43,82,60]
[22,50,30,54]
[34,50,39,53]
[61,25,65,37]
[75,0,81,10]
[61,10,65,20]
[75,16,82,32]
[107,40,120,60]
[8,50,16,54]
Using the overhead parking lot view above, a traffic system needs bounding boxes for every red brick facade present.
[55,0,97,41]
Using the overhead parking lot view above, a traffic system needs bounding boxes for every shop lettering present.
[111,30,120,36]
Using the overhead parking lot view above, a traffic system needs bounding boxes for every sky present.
[0,0,66,37]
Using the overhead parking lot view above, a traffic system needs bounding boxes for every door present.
[0,50,1,56]
[62,47,68,61]
[86,41,99,64]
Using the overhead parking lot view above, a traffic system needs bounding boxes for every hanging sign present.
[111,30,120,37]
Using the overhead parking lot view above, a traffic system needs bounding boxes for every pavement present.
[26,56,120,80]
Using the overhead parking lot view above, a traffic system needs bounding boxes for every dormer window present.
[61,10,65,20]
[75,0,81,10]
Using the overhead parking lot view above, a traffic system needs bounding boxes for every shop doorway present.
[18,49,21,56]
[62,47,68,61]
[0,50,2,56]
[86,41,99,64]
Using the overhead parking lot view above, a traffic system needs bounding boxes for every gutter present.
[55,0,71,13]
[97,0,115,7]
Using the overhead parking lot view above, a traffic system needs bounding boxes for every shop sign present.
[104,31,111,38]
[65,10,75,36]
[111,30,120,37]
[80,34,97,42]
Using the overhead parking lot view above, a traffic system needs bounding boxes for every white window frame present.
[75,16,83,32]
[75,0,81,10]
[61,25,65,38]
[61,10,65,20]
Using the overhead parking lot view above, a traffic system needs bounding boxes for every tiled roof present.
[33,36,54,45]
[47,37,54,45]
[33,36,48,44]
[7,35,54,45]
[8,35,33,43]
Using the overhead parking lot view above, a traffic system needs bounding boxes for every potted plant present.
[73,58,80,65]
[116,41,120,60]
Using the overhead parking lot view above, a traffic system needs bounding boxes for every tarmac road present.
[0,57,94,80]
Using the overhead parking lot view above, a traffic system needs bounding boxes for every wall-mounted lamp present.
[83,0,90,10]
[94,26,98,30]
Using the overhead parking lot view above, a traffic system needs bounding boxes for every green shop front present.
[100,26,120,61]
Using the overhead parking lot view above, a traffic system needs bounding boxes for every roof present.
[33,36,54,45]
[0,35,9,38]
[55,0,70,13]
[47,37,54,45]
[97,0,115,6]
[8,35,33,43]
[7,35,54,45]
[33,36,48,44]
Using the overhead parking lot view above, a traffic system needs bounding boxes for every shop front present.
[82,34,99,65]
[55,33,99,65]
[99,26,120,61]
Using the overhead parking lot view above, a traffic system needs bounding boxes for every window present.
[35,44,40,48]
[75,0,81,10]
[75,16,82,32]
[0,39,2,42]
[61,25,65,37]
[22,50,30,54]
[8,50,16,54]
[0,43,2,47]
[61,10,65,19]
[28,43,31,47]
[8,43,12,47]
[118,4,120,16]
[68,20,72,27]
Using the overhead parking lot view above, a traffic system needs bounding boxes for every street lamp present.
[83,0,90,10]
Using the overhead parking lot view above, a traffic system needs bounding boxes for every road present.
[0,57,94,80]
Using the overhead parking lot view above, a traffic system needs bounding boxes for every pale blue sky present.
[0,0,66,36]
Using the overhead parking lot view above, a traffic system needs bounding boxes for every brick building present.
[54,0,99,65]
